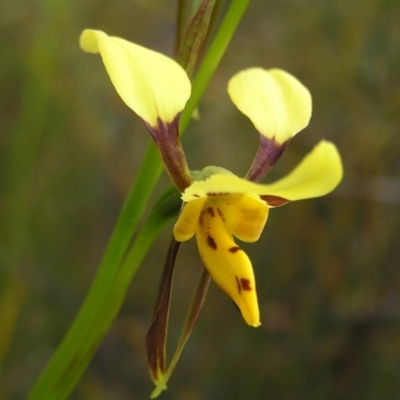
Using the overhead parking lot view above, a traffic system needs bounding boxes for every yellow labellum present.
[228,68,312,144]
[174,194,269,327]
[79,29,191,127]
[195,200,261,327]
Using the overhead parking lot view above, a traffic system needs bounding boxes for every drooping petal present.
[228,68,312,144]
[257,140,343,202]
[218,194,269,242]
[173,197,207,242]
[196,202,260,327]
[182,141,343,206]
[79,29,191,127]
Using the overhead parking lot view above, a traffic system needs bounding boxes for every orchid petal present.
[228,68,312,144]
[174,198,207,242]
[196,203,260,327]
[80,29,191,127]
[182,141,342,205]
[218,194,269,242]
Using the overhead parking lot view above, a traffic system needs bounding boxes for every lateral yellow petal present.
[182,141,342,203]
[173,198,206,242]
[79,29,191,127]
[228,68,312,144]
[196,202,260,327]
[219,194,269,242]
[257,140,343,201]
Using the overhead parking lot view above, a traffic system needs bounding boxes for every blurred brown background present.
[1,0,400,399]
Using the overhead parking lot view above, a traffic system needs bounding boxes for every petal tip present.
[242,307,261,327]
[79,29,101,54]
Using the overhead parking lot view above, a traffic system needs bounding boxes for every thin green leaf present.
[27,185,180,400]
[178,0,217,77]
[175,0,188,56]
[180,0,251,132]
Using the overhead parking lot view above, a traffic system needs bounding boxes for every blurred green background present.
[1,0,400,399]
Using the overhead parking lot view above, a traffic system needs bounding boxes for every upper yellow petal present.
[182,141,342,204]
[228,68,312,144]
[196,202,260,327]
[79,29,191,127]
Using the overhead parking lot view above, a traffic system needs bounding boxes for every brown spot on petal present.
[235,276,241,294]
[207,192,229,196]
[235,276,252,293]
[206,207,215,217]
[207,235,217,250]
[240,278,252,291]
[229,246,241,253]
[260,195,289,207]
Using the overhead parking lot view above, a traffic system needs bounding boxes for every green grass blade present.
[180,0,250,132]
[27,185,180,400]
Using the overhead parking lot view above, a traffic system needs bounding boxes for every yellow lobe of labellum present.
[173,193,269,327]
[227,68,312,144]
[217,194,269,243]
[174,194,269,244]
[182,141,343,205]
[174,197,207,242]
[79,29,191,127]
[195,200,261,327]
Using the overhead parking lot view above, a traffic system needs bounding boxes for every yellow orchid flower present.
[79,29,343,328]
[175,141,342,327]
